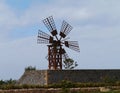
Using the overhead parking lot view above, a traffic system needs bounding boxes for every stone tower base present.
[18,69,120,85]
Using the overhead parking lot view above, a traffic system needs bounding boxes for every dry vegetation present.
[0,79,120,93]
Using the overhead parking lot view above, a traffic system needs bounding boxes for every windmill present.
[37,16,80,70]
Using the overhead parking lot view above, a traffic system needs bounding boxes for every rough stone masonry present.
[18,69,120,85]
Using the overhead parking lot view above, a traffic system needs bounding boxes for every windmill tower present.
[37,16,80,70]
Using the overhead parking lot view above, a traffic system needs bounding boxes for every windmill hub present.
[37,16,80,70]
[52,40,61,46]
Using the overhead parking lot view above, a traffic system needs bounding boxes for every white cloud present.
[1,0,120,30]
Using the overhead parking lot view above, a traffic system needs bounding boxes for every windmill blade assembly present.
[37,30,53,44]
[37,16,80,70]
[60,48,69,60]
[60,20,73,39]
[43,16,58,36]
[64,41,80,52]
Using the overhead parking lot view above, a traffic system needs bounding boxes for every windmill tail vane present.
[37,16,80,70]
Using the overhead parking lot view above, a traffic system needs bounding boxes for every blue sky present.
[0,0,120,80]
[5,0,31,10]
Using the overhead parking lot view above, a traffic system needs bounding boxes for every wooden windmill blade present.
[37,30,53,44]
[59,20,73,39]
[60,48,69,60]
[43,16,58,36]
[64,41,80,52]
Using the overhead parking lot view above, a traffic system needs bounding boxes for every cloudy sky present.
[0,0,120,80]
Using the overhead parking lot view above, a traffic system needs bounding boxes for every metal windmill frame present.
[37,16,80,70]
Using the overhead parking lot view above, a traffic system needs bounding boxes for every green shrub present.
[25,66,36,71]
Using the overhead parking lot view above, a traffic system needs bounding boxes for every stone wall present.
[47,70,120,84]
[18,70,47,85]
[18,69,120,85]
